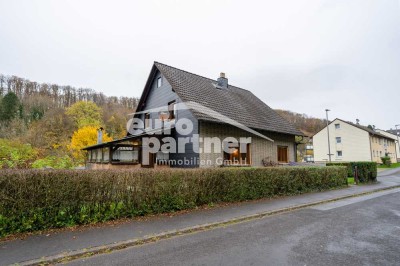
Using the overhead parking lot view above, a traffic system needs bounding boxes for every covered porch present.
[83,134,170,169]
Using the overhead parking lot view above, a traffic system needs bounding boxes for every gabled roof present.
[343,120,396,140]
[145,62,302,136]
[313,118,396,140]
[376,129,399,139]
[387,129,400,136]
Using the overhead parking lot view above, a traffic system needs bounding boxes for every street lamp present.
[325,109,332,162]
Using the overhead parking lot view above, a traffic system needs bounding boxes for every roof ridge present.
[335,118,395,140]
[154,61,251,92]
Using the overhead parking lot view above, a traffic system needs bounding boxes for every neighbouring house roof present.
[387,129,400,136]
[346,122,396,140]
[148,62,303,136]
[313,118,396,141]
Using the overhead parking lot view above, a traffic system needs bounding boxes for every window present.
[277,146,288,163]
[168,101,176,120]
[145,113,150,128]
[103,147,110,162]
[337,151,343,157]
[336,137,341,143]
[157,77,162,88]
[223,142,251,165]
[156,151,169,165]
[335,124,340,129]
[112,146,140,163]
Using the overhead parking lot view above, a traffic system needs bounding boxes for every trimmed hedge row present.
[326,162,377,183]
[0,167,347,237]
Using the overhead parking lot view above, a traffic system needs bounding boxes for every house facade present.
[313,118,397,163]
[376,129,400,162]
[83,62,302,168]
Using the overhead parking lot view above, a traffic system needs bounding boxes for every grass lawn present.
[347,177,355,185]
[377,162,400,169]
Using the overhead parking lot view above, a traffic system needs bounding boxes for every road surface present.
[69,188,400,266]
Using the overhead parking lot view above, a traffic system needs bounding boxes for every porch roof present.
[82,127,163,150]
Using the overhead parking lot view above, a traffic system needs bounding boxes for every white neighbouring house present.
[313,118,397,163]
[375,129,400,162]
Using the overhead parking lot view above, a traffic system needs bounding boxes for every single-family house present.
[83,62,303,168]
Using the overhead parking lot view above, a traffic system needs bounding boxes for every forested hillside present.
[275,109,326,137]
[0,74,138,168]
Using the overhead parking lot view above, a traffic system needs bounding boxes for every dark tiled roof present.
[337,119,396,140]
[154,62,303,136]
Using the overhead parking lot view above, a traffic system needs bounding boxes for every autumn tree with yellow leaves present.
[69,126,112,162]
[66,101,102,128]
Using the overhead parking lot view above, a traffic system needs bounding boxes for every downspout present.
[369,134,373,162]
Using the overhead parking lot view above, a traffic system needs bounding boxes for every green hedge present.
[326,162,353,177]
[326,162,377,183]
[0,167,347,237]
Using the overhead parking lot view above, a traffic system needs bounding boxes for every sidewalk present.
[1,169,400,266]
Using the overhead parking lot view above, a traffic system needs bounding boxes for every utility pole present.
[395,124,400,162]
[325,109,332,162]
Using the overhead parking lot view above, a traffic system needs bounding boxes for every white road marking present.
[311,188,400,211]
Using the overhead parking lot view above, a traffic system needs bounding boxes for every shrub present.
[0,167,347,237]
[381,156,391,166]
[326,162,377,183]
[326,162,352,177]
[32,155,76,169]
[0,139,38,169]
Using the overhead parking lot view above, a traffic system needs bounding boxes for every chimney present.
[97,127,104,144]
[217,72,228,89]
[356,119,360,125]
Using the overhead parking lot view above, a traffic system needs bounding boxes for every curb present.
[19,184,400,266]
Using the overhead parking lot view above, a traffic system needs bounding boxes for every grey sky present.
[0,0,399,129]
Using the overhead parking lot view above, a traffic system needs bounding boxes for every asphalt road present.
[69,189,400,266]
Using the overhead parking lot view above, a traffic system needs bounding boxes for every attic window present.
[157,77,162,88]
[335,124,340,129]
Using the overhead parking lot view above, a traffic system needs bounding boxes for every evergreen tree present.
[0,92,20,122]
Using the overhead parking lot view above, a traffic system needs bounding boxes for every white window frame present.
[157,77,162,88]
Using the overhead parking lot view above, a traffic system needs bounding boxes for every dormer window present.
[157,77,162,88]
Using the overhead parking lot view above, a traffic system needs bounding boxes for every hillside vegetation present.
[275,109,326,137]
[0,74,138,168]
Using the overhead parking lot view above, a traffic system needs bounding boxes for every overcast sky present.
[0,0,399,129]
